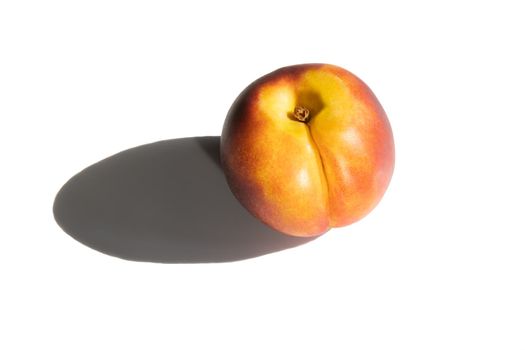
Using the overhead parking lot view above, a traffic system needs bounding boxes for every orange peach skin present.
[221,64,394,237]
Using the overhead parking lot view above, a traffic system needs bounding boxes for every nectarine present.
[221,64,394,237]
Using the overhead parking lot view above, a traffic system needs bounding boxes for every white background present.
[1,1,524,349]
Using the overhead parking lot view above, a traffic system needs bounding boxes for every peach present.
[221,64,394,237]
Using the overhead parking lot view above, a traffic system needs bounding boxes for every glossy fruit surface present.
[221,64,394,237]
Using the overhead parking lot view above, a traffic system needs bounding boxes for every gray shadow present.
[53,137,315,263]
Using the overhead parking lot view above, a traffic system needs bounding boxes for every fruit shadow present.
[53,136,315,263]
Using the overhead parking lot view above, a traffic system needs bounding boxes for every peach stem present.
[293,106,310,122]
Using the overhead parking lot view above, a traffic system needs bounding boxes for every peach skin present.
[221,64,394,237]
